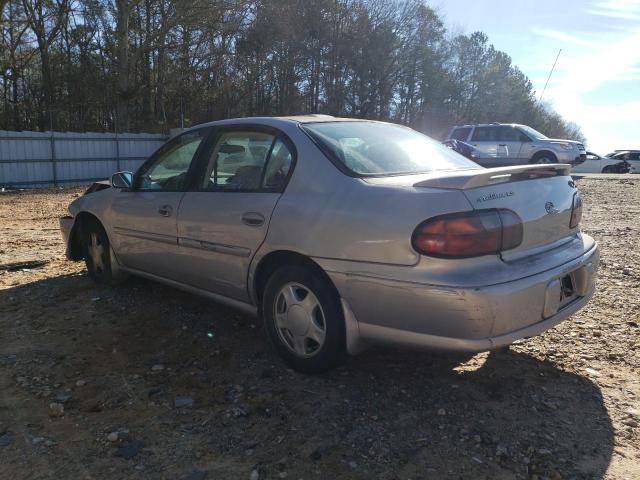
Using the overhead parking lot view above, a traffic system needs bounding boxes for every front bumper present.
[59,216,75,259]
[556,150,586,165]
[330,241,599,354]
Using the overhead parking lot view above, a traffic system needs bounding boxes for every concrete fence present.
[0,130,168,188]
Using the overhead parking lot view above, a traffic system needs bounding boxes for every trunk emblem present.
[545,201,559,214]
[475,191,514,203]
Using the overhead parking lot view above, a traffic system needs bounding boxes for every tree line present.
[0,0,585,142]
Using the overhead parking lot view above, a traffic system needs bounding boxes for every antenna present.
[539,48,562,103]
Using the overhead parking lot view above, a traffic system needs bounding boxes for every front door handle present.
[241,212,265,227]
[158,205,173,217]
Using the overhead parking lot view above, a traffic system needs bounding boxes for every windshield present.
[518,125,548,140]
[302,121,479,176]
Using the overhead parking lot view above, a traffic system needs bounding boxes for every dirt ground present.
[0,178,639,480]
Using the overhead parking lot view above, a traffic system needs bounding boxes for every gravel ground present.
[0,178,638,480]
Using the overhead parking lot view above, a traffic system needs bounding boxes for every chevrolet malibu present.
[60,116,599,373]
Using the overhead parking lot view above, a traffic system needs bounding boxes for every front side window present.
[450,127,471,141]
[518,125,548,140]
[137,130,206,191]
[303,121,478,176]
[498,126,521,142]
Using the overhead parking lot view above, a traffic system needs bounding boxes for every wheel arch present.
[251,249,367,356]
[67,211,104,260]
[251,250,339,307]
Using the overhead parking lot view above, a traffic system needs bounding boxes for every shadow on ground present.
[0,272,614,479]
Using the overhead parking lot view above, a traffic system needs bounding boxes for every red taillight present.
[412,209,523,258]
[570,192,582,228]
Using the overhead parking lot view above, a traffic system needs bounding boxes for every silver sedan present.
[60,116,599,373]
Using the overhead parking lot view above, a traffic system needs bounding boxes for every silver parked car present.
[446,123,587,167]
[60,116,599,373]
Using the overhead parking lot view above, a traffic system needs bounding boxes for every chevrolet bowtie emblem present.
[545,201,559,214]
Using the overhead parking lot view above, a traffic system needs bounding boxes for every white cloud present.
[533,28,596,46]
[549,32,640,96]
[587,0,640,20]
[535,19,640,152]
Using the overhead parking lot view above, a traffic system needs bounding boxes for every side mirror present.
[110,171,133,189]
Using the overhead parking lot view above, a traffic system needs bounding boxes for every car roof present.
[610,150,639,155]
[185,115,376,132]
[451,123,524,129]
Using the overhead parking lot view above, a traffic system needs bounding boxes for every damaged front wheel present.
[82,219,127,285]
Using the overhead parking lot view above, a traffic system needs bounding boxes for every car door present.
[470,126,502,166]
[176,127,295,301]
[579,152,602,173]
[496,126,526,164]
[627,152,640,173]
[109,128,209,279]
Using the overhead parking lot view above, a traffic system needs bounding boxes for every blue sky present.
[435,0,640,154]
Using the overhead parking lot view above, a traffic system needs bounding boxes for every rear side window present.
[303,121,479,176]
[202,131,274,190]
[262,139,293,189]
[450,127,471,141]
[200,131,294,191]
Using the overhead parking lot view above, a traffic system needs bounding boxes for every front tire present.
[262,265,347,373]
[531,152,558,164]
[82,219,126,285]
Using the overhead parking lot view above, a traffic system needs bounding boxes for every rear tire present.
[262,265,347,373]
[82,219,126,285]
[531,152,558,164]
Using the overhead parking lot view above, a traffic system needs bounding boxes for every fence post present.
[115,131,121,171]
[50,131,58,187]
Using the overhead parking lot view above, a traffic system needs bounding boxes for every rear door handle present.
[158,205,173,217]
[241,212,265,226]
[498,144,507,146]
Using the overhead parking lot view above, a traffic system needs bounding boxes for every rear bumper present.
[329,241,599,354]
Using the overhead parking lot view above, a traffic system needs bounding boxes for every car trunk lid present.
[411,164,579,260]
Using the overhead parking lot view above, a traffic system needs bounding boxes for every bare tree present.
[0,0,586,143]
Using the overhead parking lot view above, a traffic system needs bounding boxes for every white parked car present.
[571,151,629,174]
[605,151,640,174]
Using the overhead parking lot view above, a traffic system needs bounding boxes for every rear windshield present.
[302,121,479,176]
